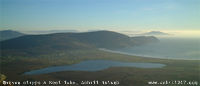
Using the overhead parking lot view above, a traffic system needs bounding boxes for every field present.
[0,49,200,86]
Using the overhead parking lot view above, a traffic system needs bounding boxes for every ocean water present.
[113,38,200,60]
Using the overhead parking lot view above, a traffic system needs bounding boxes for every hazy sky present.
[1,0,200,32]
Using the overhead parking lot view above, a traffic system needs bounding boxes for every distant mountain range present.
[23,30,78,34]
[1,30,159,56]
[141,31,170,36]
[0,30,25,41]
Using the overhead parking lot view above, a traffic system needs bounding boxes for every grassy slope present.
[1,49,200,86]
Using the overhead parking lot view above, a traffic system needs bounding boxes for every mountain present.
[23,30,78,34]
[1,30,159,56]
[1,33,93,56]
[64,31,135,49]
[0,30,25,41]
[142,31,170,35]
[131,36,159,45]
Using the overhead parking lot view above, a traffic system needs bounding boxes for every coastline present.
[98,48,200,60]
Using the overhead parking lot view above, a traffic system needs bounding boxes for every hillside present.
[1,34,93,56]
[1,30,159,56]
[131,36,159,45]
[0,30,25,41]
[64,31,135,49]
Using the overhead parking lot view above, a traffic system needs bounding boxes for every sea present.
[102,37,200,60]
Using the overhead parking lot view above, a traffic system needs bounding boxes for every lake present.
[24,60,165,75]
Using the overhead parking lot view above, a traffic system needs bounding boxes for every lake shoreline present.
[24,60,166,75]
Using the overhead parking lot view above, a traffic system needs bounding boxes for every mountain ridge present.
[142,31,170,35]
[0,30,25,41]
[1,30,159,56]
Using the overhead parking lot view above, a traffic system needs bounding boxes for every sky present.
[0,0,200,36]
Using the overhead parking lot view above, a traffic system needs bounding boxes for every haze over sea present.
[107,37,200,60]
